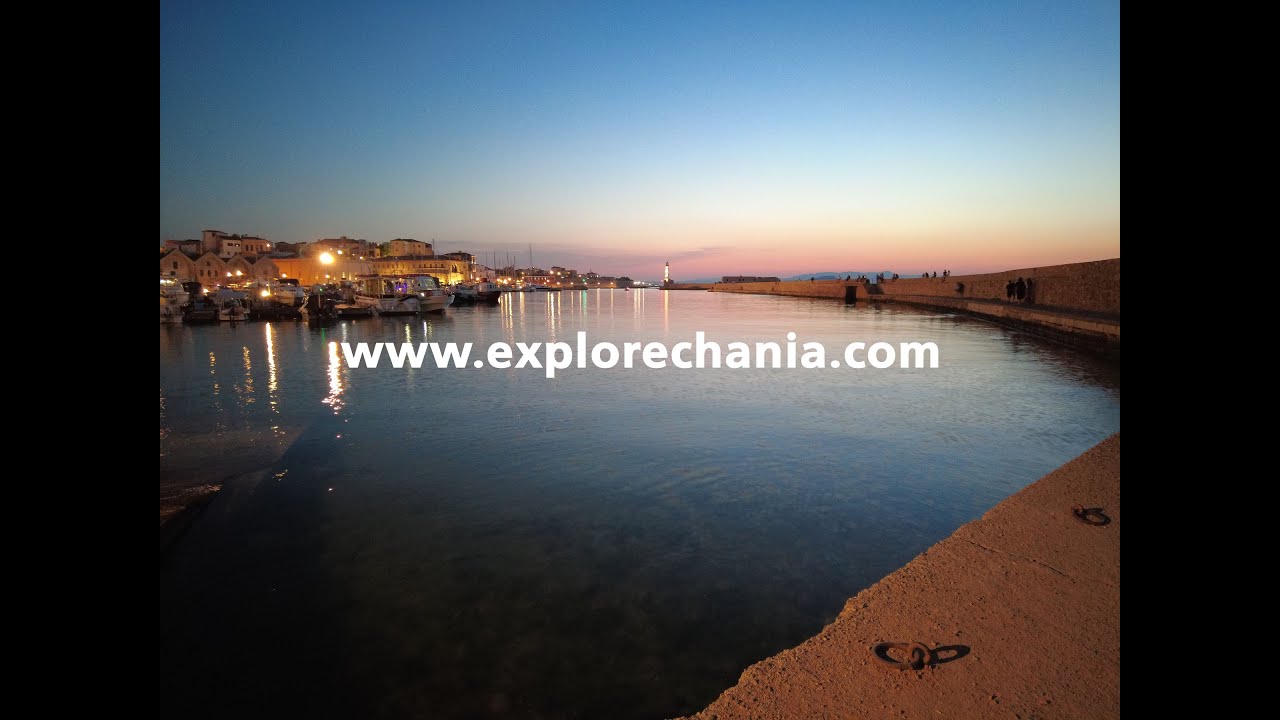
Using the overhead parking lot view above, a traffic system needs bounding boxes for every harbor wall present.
[866,258,1120,315]
[709,259,1119,315]
[709,259,1120,352]
[707,279,853,300]
[680,433,1121,720]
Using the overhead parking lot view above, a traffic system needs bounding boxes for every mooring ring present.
[1071,504,1111,526]
[871,641,931,670]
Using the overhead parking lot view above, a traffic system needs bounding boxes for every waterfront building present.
[371,257,465,285]
[202,230,272,258]
[159,250,282,285]
[160,249,198,279]
[271,255,373,285]
[311,236,373,259]
[388,238,432,258]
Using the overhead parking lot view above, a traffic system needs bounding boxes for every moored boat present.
[354,276,422,315]
[302,292,339,326]
[409,275,454,313]
[474,279,502,304]
[272,278,307,307]
[179,282,220,323]
[214,288,249,321]
[246,281,303,321]
[449,283,479,306]
[161,278,189,323]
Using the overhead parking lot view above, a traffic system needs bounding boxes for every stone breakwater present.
[708,259,1120,353]
[677,433,1121,720]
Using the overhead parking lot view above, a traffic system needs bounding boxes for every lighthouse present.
[663,260,670,287]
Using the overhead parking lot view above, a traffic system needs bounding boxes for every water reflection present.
[241,346,254,405]
[160,296,1120,720]
[546,291,560,339]
[324,340,344,415]
[265,324,279,415]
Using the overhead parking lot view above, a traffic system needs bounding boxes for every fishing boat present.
[180,282,219,324]
[213,288,249,322]
[473,279,502,304]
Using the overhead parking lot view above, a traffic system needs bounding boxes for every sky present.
[160,1,1119,282]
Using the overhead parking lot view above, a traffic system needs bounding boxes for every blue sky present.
[160,1,1120,281]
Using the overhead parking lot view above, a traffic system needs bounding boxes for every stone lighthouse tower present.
[663,260,671,287]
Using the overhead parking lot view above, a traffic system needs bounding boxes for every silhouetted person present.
[932,271,937,278]
[1025,278,1034,304]
[1015,277,1026,301]
[1006,280,1015,302]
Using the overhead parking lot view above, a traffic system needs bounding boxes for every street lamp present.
[320,252,335,265]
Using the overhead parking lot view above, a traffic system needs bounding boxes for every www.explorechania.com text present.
[334,332,939,378]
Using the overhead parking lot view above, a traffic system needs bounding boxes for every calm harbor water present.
[159,290,1120,719]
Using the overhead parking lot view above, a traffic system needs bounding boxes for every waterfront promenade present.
[679,433,1120,719]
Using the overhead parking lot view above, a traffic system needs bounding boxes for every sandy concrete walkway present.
[679,433,1120,719]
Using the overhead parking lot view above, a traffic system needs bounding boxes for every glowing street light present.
[320,252,335,265]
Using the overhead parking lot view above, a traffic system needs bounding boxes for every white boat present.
[409,275,454,313]
[160,278,189,324]
[354,276,422,315]
[213,288,248,321]
[272,278,306,307]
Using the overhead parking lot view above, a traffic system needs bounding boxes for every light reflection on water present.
[159,291,1119,719]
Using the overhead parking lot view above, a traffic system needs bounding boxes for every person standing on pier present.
[1006,280,1015,302]
[1015,277,1027,302]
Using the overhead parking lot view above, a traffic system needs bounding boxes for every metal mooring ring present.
[872,641,931,670]
[1071,504,1111,526]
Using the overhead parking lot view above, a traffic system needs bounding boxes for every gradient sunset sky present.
[160,1,1119,282]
